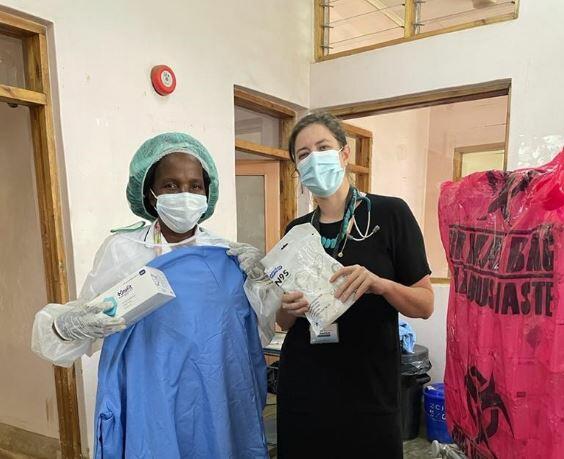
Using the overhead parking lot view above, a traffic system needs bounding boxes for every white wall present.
[347,109,431,226]
[311,1,564,169]
[400,285,450,384]
[0,104,59,438]
[424,97,508,278]
[1,1,312,455]
[310,1,564,384]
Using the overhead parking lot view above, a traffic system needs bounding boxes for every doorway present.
[325,80,511,282]
[0,10,80,458]
[343,95,510,282]
[321,80,511,389]
[0,101,60,458]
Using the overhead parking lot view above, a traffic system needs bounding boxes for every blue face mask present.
[297,149,345,197]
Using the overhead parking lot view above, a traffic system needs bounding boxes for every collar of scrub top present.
[148,220,203,256]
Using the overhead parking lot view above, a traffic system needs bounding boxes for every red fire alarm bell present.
[151,65,176,96]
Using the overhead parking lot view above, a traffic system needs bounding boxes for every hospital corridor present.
[1,1,563,458]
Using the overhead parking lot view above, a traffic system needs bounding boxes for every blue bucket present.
[424,383,453,443]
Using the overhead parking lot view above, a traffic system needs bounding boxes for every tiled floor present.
[0,449,37,459]
[267,436,434,458]
[403,436,434,458]
[403,420,436,458]
[0,422,434,459]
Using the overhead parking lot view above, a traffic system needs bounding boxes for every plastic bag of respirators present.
[261,223,354,335]
[438,149,564,459]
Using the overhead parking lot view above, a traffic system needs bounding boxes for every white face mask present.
[151,191,208,234]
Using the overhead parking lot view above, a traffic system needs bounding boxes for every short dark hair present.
[288,112,347,162]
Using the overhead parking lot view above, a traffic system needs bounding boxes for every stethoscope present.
[337,192,380,257]
[312,187,380,258]
[349,191,380,242]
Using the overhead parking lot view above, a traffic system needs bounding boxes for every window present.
[341,122,372,193]
[453,144,506,181]
[235,106,281,149]
[322,0,406,56]
[419,0,516,34]
[233,87,297,238]
[315,0,519,60]
[0,34,26,88]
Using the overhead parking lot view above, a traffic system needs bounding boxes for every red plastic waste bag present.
[438,150,564,459]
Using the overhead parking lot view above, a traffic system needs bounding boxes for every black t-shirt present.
[276,194,431,457]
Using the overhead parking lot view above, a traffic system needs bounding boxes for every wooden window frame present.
[234,87,297,236]
[324,79,512,284]
[453,142,507,181]
[235,160,281,252]
[0,10,81,459]
[315,0,520,62]
[342,122,372,192]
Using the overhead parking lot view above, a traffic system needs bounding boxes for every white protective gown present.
[32,222,280,367]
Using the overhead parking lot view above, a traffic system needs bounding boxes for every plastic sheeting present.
[32,224,279,368]
[439,149,564,458]
[400,344,432,376]
[261,223,354,335]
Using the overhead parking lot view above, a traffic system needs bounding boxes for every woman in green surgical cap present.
[32,132,280,365]
[31,132,281,457]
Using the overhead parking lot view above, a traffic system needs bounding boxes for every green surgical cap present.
[126,132,219,222]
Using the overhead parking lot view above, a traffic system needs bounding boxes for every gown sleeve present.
[31,232,155,367]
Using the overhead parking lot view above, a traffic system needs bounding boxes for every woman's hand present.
[330,264,390,303]
[276,291,309,330]
[281,291,310,317]
[331,267,434,319]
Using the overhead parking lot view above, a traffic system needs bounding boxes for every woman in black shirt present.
[276,112,434,458]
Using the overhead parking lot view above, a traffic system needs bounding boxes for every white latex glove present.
[53,302,126,341]
[227,242,266,281]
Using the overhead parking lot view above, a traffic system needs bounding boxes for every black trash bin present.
[399,344,431,440]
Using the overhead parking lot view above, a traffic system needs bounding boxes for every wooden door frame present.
[0,10,81,458]
[235,160,281,251]
[326,79,511,119]
[322,79,512,284]
[234,87,298,237]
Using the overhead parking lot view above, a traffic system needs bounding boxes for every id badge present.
[310,323,339,344]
